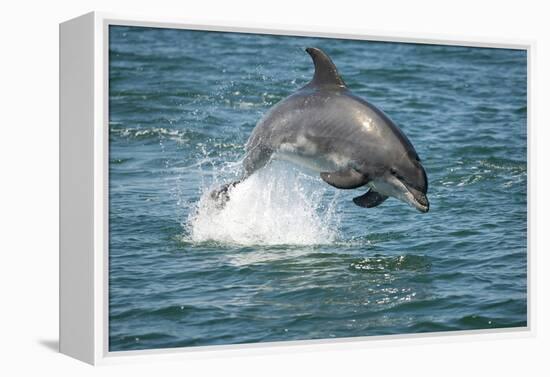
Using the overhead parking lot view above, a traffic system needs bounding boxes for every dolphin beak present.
[403,182,429,213]
[387,175,429,213]
[412,192,429,213]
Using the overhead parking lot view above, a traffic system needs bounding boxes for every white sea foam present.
[186,161,340,246]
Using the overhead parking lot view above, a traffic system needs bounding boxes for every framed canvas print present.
[59,12,531,365]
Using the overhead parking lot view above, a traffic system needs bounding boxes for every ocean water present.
[108,26,527,351]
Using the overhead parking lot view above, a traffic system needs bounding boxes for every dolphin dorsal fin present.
[305,47,347,89]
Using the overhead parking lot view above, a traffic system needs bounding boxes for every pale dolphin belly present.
[274,137,352,174]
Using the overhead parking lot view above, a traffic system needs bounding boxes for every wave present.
[439,156,526,188]
[349,254,432,273]
[184,161,340,246]
[110,126,191,143]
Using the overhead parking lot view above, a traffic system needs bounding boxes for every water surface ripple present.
[109,26,527,351]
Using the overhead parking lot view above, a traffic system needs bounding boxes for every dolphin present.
[213,47,429,213]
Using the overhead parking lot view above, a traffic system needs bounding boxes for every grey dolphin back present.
[241,46,347,178]
[305,47,347,89]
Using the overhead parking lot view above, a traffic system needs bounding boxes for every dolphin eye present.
[390,168,405,181]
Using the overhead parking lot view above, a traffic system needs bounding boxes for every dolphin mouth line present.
[405,190,429,213]
[391,177,429,213]
[412,199,429,213]
[376,175,429,213]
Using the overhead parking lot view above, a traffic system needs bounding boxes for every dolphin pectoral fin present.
[320,169,368,189]
[353,190,389,208]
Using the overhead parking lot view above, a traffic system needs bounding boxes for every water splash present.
[186,161,340,246]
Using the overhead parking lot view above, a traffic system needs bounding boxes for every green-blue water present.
[108,26,527,351]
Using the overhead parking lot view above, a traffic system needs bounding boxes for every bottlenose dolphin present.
[214,47,429,213]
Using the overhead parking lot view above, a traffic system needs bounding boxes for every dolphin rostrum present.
[213,47,429,213]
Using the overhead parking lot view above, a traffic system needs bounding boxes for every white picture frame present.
[59,11,533,365]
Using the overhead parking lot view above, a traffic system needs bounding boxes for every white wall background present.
[1,0,548,375]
